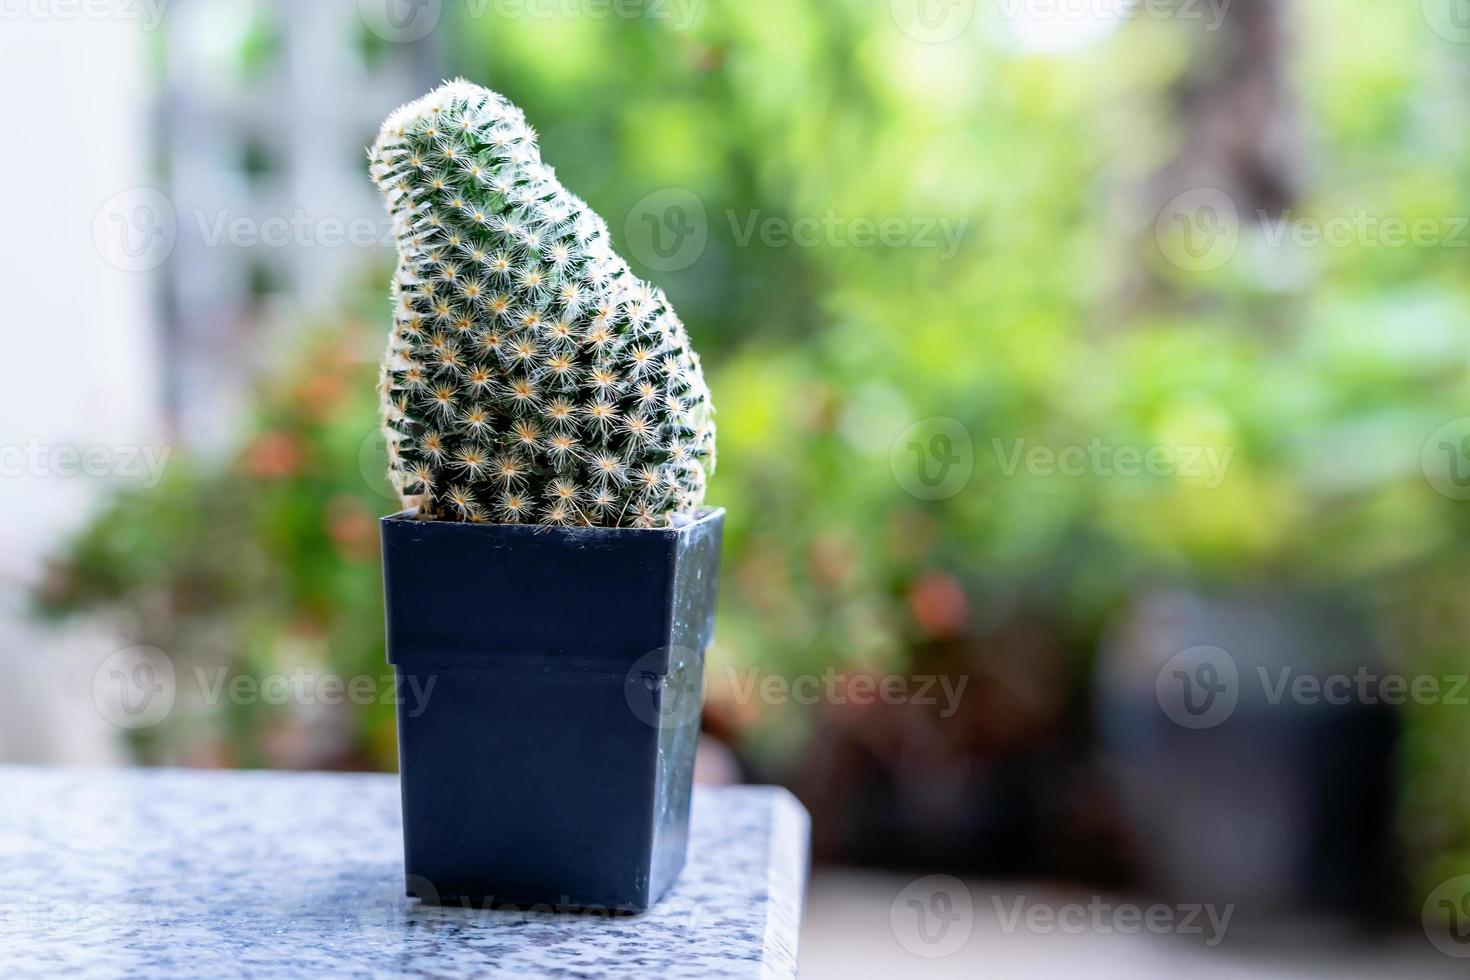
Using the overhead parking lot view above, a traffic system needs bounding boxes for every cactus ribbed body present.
[369,80,715,527]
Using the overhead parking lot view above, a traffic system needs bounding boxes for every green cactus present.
[368,80,715,527]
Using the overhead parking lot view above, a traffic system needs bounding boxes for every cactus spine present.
[369,80,715,527]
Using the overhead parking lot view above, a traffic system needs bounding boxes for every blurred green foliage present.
[36,0,1470,899]
[38,317,398,769]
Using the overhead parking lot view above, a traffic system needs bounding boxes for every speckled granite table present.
[0,767,809,979]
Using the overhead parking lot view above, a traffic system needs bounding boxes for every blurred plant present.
[36,319,398,770]
[370,80,715,526]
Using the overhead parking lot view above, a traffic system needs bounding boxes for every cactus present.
[368,80,715,527]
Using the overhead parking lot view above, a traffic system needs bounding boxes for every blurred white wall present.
[0,11,161,763]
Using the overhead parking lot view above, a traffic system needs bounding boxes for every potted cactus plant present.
[369,80,723,912]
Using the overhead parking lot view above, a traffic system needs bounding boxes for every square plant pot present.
[381,508,725,912]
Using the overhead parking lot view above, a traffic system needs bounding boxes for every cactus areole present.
[370,80,716,528]
[372,82,727,912]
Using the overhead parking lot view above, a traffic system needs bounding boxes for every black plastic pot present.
[380,508,725,912]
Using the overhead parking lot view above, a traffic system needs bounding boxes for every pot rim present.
[381,506,725,538]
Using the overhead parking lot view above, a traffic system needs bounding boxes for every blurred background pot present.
[1097,588,1401,928]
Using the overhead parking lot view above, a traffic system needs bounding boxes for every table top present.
[0,766,809,979]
